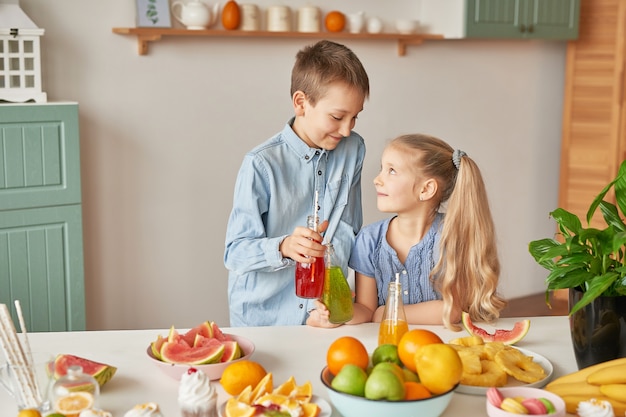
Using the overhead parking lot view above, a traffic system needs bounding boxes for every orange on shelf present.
[324,11,346,32]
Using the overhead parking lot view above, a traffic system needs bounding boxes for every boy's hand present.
[306,300,342,328]
[280,220,329,263]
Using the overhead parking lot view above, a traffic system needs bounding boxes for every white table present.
[0,316,577,416]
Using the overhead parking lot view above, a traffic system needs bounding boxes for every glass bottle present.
[50,365,100,414]
[294,215,325,298]
[321,243,354,324]
[378,274,409,345]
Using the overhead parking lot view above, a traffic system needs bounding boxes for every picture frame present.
[136,0,172,28]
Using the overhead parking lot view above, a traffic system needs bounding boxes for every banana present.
[600,384,626,402]
[546,357,626,388]
[545,381,602,397]
[587,364,626,385]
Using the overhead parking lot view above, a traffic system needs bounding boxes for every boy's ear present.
[420,178,438,201]
[292,90,306,116]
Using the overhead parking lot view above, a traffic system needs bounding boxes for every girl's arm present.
[347,272,378,324]
[402,300,462,326]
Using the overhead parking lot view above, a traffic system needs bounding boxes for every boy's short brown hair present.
[291,40,370,106]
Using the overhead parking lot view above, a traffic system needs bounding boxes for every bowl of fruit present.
[320,332,462,417]
[146,321,255,380]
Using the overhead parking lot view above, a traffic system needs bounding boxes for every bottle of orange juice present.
[378,273,408,345]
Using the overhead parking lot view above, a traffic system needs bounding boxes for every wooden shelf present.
[111,27,445,56]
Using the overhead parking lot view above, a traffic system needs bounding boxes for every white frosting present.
[79,409,113,417]
[178,368,217,412]
[577,398,615,417]
[124,403,165,417]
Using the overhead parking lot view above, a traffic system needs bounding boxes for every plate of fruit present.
[146,320,255,380]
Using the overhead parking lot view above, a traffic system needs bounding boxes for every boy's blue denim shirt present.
[224,119,365,326]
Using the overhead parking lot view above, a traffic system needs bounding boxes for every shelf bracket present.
[138,34,162,55]
[397,39,424,56]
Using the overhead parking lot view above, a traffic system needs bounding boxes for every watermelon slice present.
[150,334,166,360]
[160,341,225,365]
[461,311,530,345]
[220,340,242,362]
[182,321,213,346]
[50,354,117,387]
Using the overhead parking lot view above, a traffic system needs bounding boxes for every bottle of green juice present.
[321,243,354,324]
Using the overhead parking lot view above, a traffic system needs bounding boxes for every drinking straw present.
[0,304,38,407]
[313,190,319,232]
[14,300,40,401]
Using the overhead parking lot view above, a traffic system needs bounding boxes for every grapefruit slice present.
[160,341,225,365]
[461,312,530,345]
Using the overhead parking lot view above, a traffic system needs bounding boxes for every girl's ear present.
[292,90,306,116]
[420,178,438,201]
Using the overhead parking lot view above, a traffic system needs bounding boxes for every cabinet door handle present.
[527,24,534,33]
[520,24,526,32]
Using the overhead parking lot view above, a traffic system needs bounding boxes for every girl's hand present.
[306,299,342,328]
[280,220,329,263]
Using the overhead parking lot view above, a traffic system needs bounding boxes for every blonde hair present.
[391,134,506,330]
[291,40,370,106]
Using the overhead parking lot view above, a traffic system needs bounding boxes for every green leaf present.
[569,272,619,315]
[551,208,581,235]
[614,160,626,216]
[599,201,626,232]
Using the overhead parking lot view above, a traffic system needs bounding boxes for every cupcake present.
[123,403,165,417]
[577,398,615,417]
[178,367,218,417]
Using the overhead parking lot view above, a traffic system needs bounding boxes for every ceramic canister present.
[297,6,320,32]
[267,5,292,31]
[240,4,260,31]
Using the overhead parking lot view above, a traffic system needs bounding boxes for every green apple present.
[402,367,420,383]
[371,361,405,383]
[364,369,405,401]
[331,364,368,397]
[371,344,402,366]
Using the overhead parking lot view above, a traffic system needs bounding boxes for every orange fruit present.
[250,372,273,403]
[414,343,463,395]
[224,397,255,417]
[53,392,94,417]
[404,381,432,400]
[220,360,267,395]
[222,0,241,30]
[325,11,346,32]
[397,329,443,373]
[326,336,369,375]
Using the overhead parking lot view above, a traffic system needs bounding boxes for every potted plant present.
[529,159,626,368]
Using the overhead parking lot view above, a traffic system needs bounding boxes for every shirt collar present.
[283,117,326,163]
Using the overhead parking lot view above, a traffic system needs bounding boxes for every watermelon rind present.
[220,341,241,362]
[160,341,225,365]
[461,311,530,345]
[151,335,166,360]
[52,354,117,387]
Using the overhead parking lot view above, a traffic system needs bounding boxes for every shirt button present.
[305,155,310,160]
[318,170,322,175]
[404,290,408,295]
[299,304,303,309]
[315,151,320,155]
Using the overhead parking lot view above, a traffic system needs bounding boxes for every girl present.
[307,133,506,330]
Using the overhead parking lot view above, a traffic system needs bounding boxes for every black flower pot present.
[569,288,626,369]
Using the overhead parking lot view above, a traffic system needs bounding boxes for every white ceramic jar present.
[267,5,292,32]
[239,3,260,31]
[297,6,321,32]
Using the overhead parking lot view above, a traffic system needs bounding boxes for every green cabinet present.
[0,103,85,331]
[466,0,580,39]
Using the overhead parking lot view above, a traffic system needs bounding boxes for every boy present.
[224,40,370,326]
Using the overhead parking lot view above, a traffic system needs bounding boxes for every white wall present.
[18,0,563,330]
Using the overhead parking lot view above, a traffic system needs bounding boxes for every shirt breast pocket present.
[327,174,349,209]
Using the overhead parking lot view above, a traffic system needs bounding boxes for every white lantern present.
[0,0,46,103]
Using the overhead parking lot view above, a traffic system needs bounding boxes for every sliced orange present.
[254,393,299,409]
[54,392,94,417]
[295,381,313,403]
[250,372,273,403]
[236,384,253,404]
[272,375,296,396]
[224,397,255,417]
[301,402,321,417]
